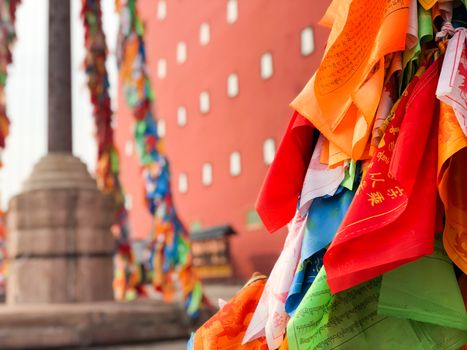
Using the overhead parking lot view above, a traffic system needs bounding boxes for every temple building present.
[116,0,330,279]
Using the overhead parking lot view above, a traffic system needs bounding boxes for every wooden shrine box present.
[190,225,236,280]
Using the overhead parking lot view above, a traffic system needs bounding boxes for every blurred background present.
[3,0,329,281]
[0,0,331,348]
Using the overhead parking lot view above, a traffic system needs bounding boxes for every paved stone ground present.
[90,283,242,350]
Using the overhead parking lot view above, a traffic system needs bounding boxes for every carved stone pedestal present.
[6,153,114,303]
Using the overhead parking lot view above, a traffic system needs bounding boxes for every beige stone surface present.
[7,256,114,303]
[6,154,114,304]
[7,227,114,256]
[7,258,69,304]
[0,284,241,349]
[75,256,114,302]
[21,153,97,192]
[0,300,198,349]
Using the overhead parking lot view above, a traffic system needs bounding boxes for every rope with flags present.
[82,0,206,317]
[116,0,207,317]
[115,0,208,317]
[81,0,143,301]
[0,0,20,297]
[0,0,20,156]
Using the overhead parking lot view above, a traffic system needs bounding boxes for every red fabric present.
[324,60,442,293]
[256,112,314,232]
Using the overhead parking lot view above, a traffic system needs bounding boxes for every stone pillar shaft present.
[48,0,72,152]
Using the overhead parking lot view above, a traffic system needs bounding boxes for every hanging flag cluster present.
[191,0,467,348]
[116,0,207,317]
[0,0,20,296]
[81,0,143,301]
[0,0,20,156]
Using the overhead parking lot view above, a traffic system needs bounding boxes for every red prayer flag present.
[324,59,442,293]
[256,112,314,233]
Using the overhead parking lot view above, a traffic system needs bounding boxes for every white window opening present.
[125,139,133,156]
[177,106,187,127]
[157,119,166,137]
[199,91,210,114]
[226,0,238,24]
[230,151,241,176]
[178,173,188,193]
[199,22,210,46]
[301,27,315,56]
[263,138,276,165]
[227,73,239,98]
[202,163,213,186]
[260,52,273,80]
[125,194,133,210]
[157,0,167,20]
[176,42,187,64]
[157,58,167,79]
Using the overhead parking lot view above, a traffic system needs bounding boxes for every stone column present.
[6,0,114,303]
[47,0,72,153]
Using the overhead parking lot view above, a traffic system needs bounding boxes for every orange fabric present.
[438,102,467,273]
[279,335,289,350]
[420,0,438,11]
[291,0,409,164]
[329,139,350,166]
[319,0,345,28]
[320,137,330,165]
[193,273,268,350]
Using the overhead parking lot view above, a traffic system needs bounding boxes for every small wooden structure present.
[191,225,236,279]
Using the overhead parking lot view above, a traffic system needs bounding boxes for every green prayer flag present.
[125,87,139,108]
[341,160,357,191]
[401,3,434,90]
[0,71,6,86]
[110,148,120,173]
[177,235,189,266]
[186,281,203,317]
[287,268,467,350]
[378,236,467,331]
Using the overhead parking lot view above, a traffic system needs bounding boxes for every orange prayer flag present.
[328,140,349,167]
[419,0,438,10]
[291,0,409,162]
[318,0,345,28]
[320,137,330,165]
[438,102,467,274]
[193,273,268,350]
[279,335,289,350]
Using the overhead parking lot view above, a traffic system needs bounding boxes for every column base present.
[7,153,114,304]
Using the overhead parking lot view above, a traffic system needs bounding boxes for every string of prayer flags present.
[0,0,20,298]
[81,0,143,300]
[116,0,206,317]
[0,0,20,156]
